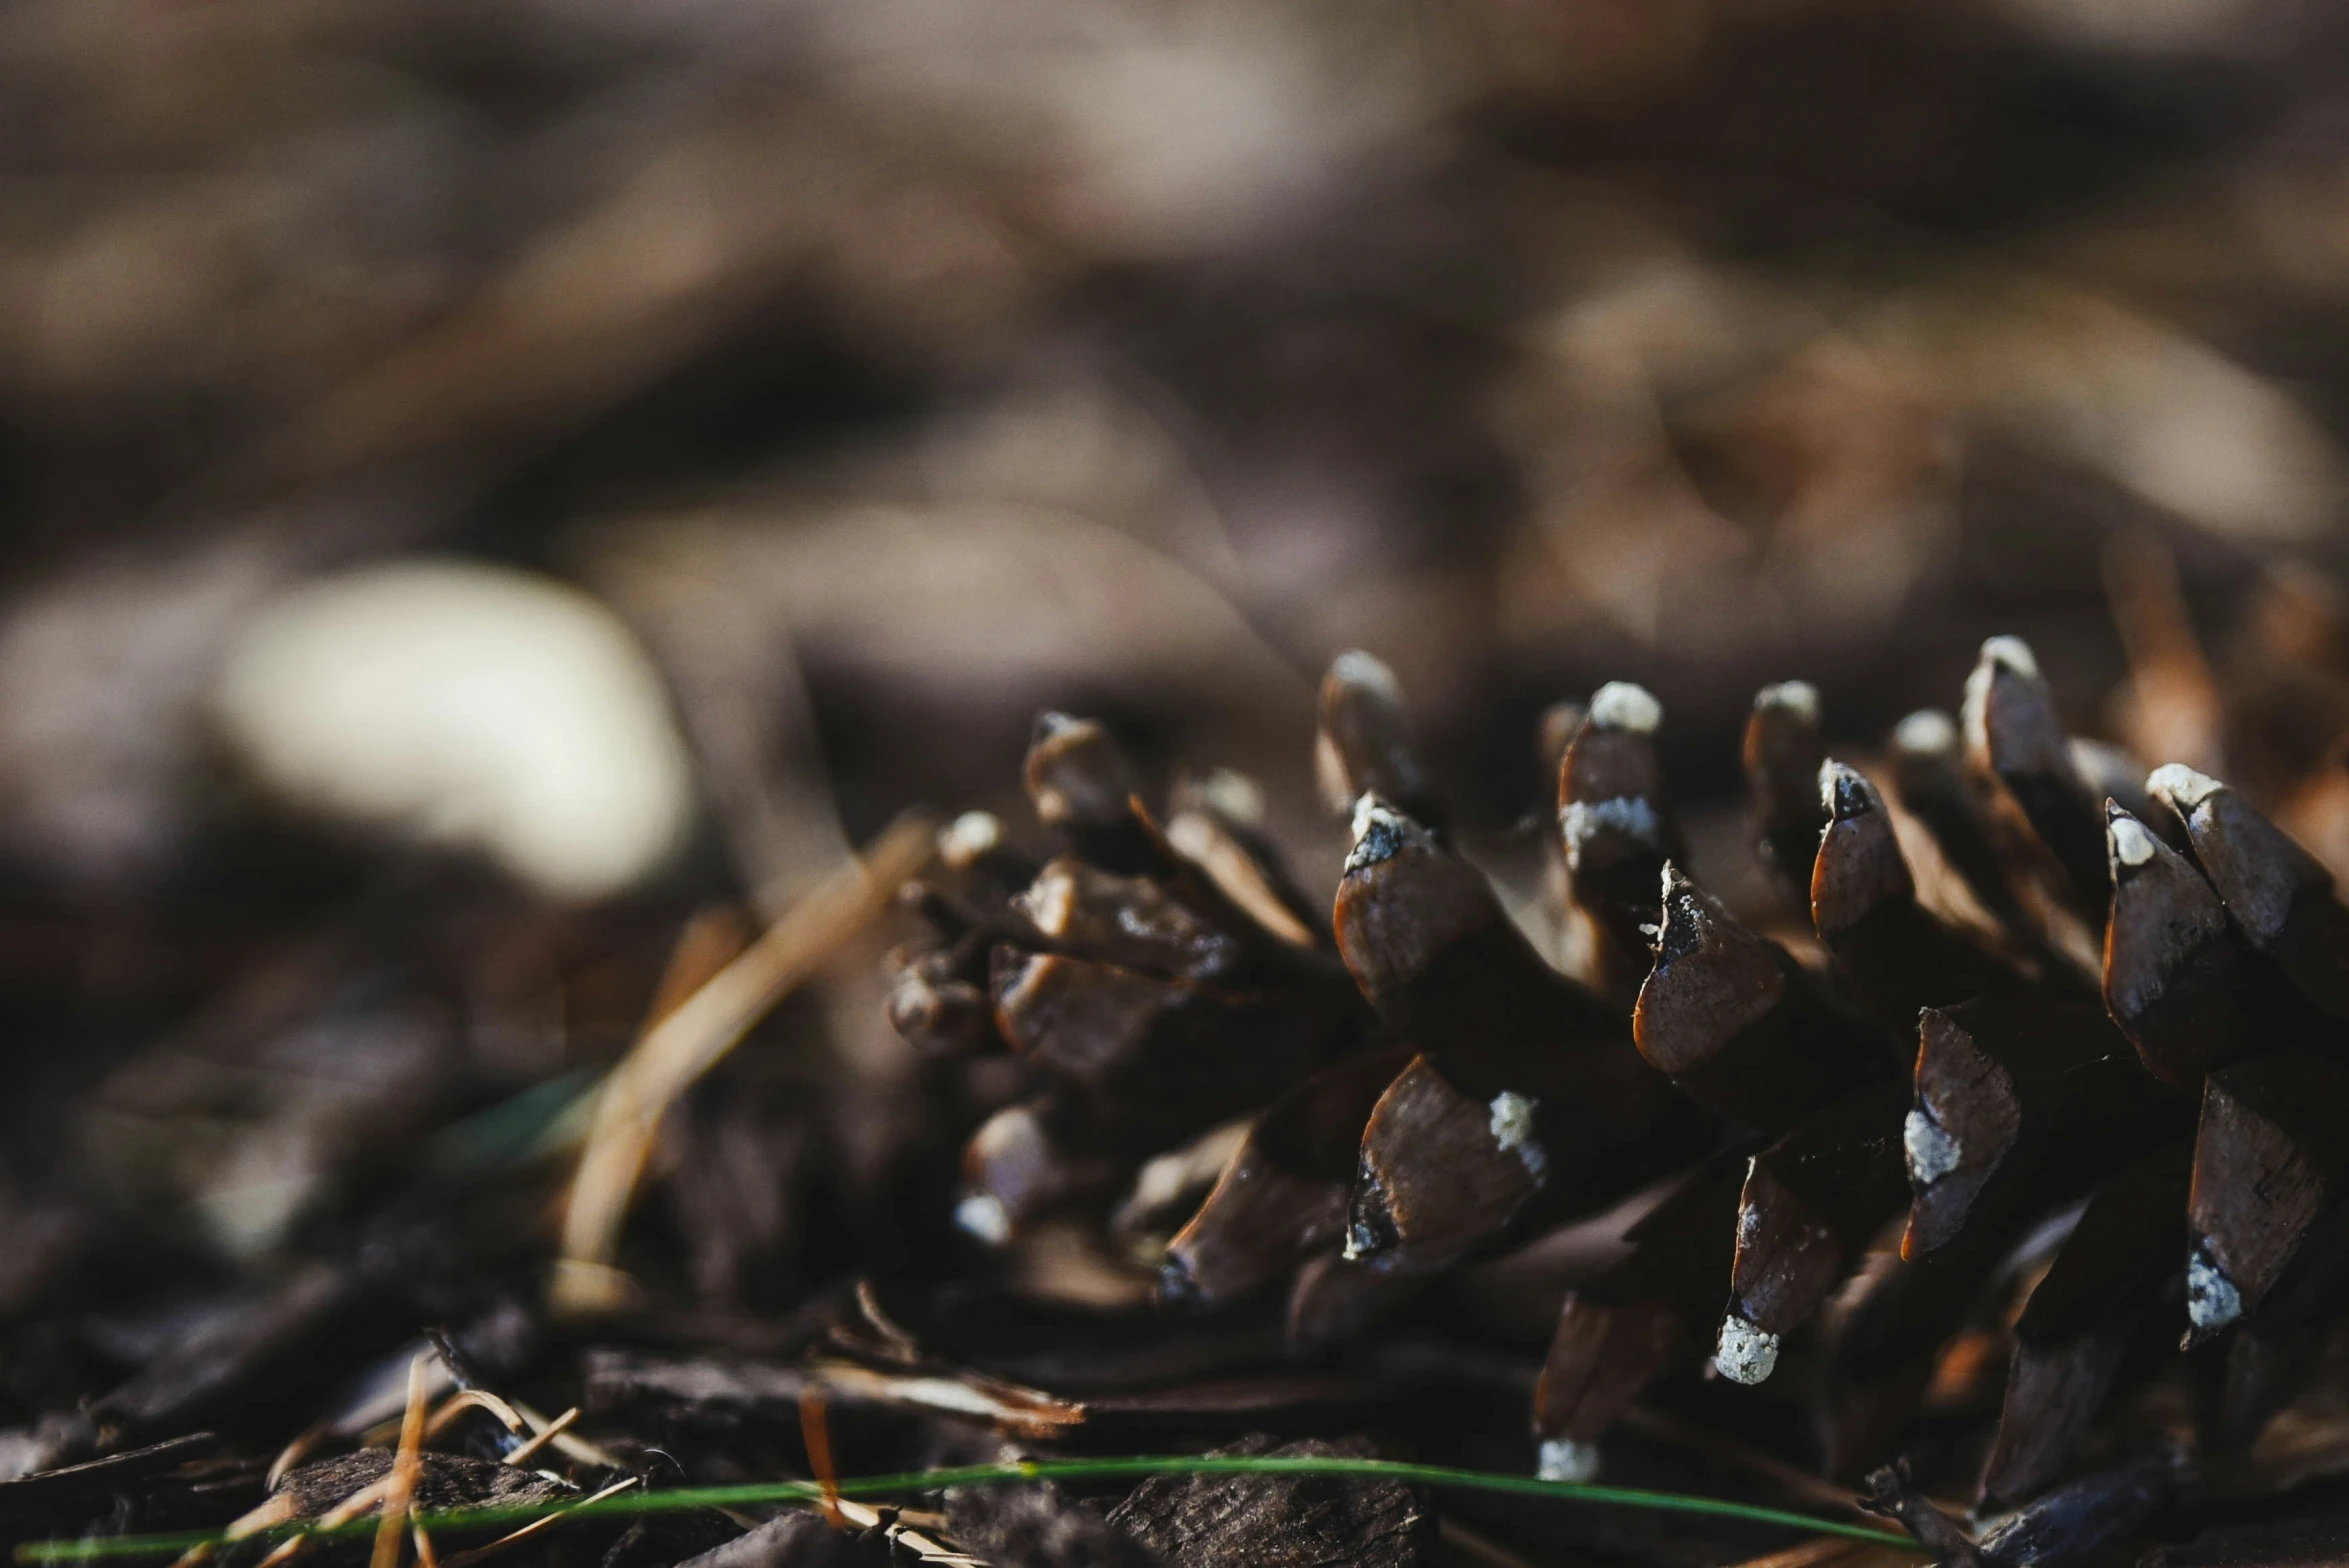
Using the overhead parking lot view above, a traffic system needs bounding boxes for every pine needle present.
[15,1454,1912,1563]
[551,810,935,1315]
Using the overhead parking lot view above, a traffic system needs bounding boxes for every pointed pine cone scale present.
[1334,795,1618,1049]
[1560,681,1687,1003]
[1636,864,1896,1136]
[1715,1078,1912,1386]
[1980,1138,2190,1508]
[1013,856,1256,983]
[958,1101,1120,1241]
[1818,1242,2007,1477]
[1813,759,2031,1026]
[1343,1054,1569,1277]
[990,948,1358,1152]
[1904,992,2188,1258]
[1285,1251,1428,1354]
[1744,680,1828,906]
[2184,1042,2349,1347]
[1963,636,2114,925]
[1166,767,1329,950]
[1316,650,1447,834]
[2104,803,2255,1090]
[1889,707,2037,938]
[1162,1045,1416,1308]
[1025,710,1167,875]
[2151,762,2349,1022]
[1022,709,1354,978]
[1532,1156,1746,1465]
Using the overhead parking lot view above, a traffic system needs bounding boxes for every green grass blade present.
[14,1454,1911,1562]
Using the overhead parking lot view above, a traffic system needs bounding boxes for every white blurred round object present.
[214,560,694,900]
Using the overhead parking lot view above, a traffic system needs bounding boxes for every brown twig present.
[555,812,936,1313]
[370,1354,430,1568]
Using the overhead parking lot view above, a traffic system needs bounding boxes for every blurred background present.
[7,0,2349,1423]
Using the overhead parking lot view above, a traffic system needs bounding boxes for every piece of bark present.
[1716,1079,1911,1385]
[271,1449,576,1520]
[1559,681,1688,1003]
[2139,1505,2349,1567]
[601,1506,750,1568]
[2150,763,2349,1022]
[583,1347,811,1426]
[1636,865,1893,1136]
[1745,680,1828,903]
[1961,636,2111,925]
[1980,1141,2189,1508]
[1105,1434,1434,1568]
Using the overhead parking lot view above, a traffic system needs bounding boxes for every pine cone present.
[884,616,2349,1566]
